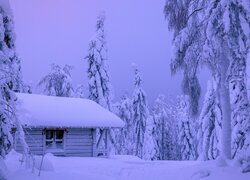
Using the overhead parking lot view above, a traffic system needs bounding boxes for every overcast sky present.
[10,0,209,104]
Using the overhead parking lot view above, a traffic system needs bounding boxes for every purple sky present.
[10,0,210,104]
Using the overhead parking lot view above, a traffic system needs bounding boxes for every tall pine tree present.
[152,94,180,160]
[151,95,167,160]
[165,0,250,161]
[201,0,250,160]
[164,0,201,116]
[86,14,113,111]
[0,0,25,93]
[177,95,198,160]
[143,115,157,160]
[0,1,30,178]
[131,65,149,158]
[86,14,116,154]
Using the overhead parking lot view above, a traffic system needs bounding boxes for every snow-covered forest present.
[0,0,250,179]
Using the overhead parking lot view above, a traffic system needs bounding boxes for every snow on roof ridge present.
[16,93,124,128]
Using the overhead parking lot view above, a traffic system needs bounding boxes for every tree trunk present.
[219,58,231,160]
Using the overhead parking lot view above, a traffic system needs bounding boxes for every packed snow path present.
[4,151,250,180]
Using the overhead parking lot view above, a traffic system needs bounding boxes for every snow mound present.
[109,155,143,162]
[34,153,54,172]
[191,170,210,179]
[0,157,7,180]
[216,156,227,167]
[7,149,20,156]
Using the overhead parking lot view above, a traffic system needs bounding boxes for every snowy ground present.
[4,151,250,180]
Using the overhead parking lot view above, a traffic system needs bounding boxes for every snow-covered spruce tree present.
[86,14,116,154]
[0,83,13,179]
[86,14,113,111]
[143,115,157,160]
[164,0,201,116]
[152,94,180,160]
[151,94,170,160]
[247,69,250,101]
[0,0,16,157]
[166,98,182,160]
[165,0,250,160]
[164,0,192,37]
[113,95,134,155]
[0,2,24,93]
[201,0,250,160]
[0,2,14,160]
[177,95,198,160]
[38,64,74,97]
[131,65,149,158]
[75,84,85,98]
[198,80,222,160]
[151,95,167,160]
[0,1,31,178]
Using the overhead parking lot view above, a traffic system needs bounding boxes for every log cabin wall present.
[14,127,97,157]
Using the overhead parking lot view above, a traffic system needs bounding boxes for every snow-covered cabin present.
[13,93,124,157]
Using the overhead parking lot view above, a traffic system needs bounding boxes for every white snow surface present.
[4,151,250,180]
[16,93,124,128]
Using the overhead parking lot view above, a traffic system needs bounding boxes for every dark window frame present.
[45,129,65,150]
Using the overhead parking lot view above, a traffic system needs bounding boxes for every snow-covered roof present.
[16,93,124,128]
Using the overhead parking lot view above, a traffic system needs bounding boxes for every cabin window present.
[46,130,64,150]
